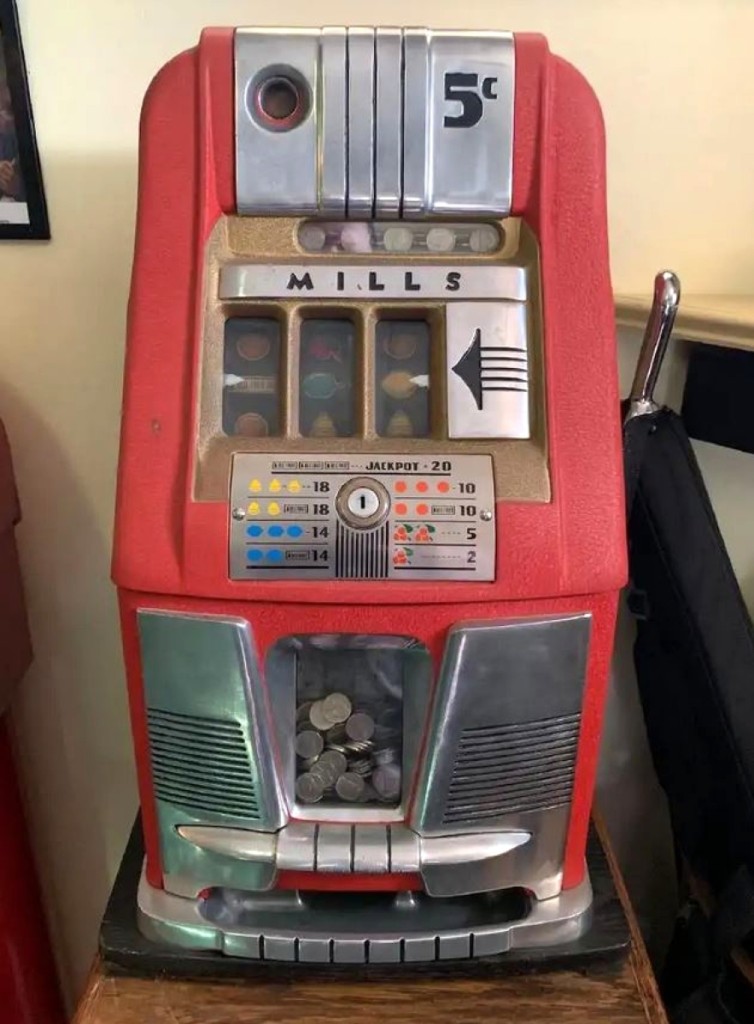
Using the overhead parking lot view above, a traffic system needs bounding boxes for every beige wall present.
[1,0,753,1008]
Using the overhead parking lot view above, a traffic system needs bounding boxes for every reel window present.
[375,320,431,439]
[298,319,356,438]
[222,317,282,437]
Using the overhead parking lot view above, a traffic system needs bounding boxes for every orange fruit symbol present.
[393,547,411,566]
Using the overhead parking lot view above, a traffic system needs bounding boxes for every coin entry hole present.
[259,77,299,121]
[250,69,311,131]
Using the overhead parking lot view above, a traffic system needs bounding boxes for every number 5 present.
[443,72,499,129]
[444,73,483,128]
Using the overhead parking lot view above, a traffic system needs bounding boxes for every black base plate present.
[100,817,630,980]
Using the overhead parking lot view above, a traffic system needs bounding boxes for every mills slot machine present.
[112,26,626,964]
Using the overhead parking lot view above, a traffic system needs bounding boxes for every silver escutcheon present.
[229,453,496,581]
[235,27,514,217]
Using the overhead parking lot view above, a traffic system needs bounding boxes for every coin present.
[308,700,331,732]
[469,225,500,253]
[382,226,413,253]
[372,764,401,802]
[426,227,455,252]
[322,692,352,725]
[345,713,375,742]
[318,749,348,777]
[295,730,324,760]
[372,746,398,767]
[295,773,325,804]
[335,772,366,802]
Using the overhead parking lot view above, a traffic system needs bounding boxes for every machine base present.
[138,872,592,964]
[100,818,631,977]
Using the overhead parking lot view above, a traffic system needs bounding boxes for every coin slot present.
[248,67,311,132]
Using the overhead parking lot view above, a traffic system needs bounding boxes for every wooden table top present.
[74,819,667,1024]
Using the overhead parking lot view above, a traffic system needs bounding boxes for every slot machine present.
[113,26,626,963]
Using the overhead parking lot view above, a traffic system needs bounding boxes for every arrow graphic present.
[451,328,528,410]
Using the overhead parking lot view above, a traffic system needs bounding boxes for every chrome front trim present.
[319,28,347,215]
[402,29,430,217]
[176,822,531,893]
[138,611,287,893]
[374,28,403,218]
[138,866,593,962]
[346,29,375,218]
[138,612,286,832]
[412,616,591,835]
[446,301,530,440]
[219,263,527,302]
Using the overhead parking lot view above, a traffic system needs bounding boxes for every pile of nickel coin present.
[294,692,401,806]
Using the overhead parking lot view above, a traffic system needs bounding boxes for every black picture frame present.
[0,0,48,239]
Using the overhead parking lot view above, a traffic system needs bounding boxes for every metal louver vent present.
[335,521,389,578]
[147,707,259,821]
[443,712,581,825]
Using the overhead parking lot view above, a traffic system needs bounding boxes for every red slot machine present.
[113,26,626,963]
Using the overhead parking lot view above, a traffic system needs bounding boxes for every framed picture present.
[0,0,48,239]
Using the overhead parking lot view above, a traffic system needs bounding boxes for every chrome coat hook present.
[625,270,681,421]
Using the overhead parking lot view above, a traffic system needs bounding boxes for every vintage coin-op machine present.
[113,26,626,962]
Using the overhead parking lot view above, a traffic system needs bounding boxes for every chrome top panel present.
[235,27,514,217]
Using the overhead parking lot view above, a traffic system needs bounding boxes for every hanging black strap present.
[622,401,661,514]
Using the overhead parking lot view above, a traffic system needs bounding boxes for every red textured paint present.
[277,872,422,892]
[512,36,625,886]
[562,591,619,888]
[115,31,625,897]
[198,28,235,219]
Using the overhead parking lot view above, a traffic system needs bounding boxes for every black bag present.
[628,408,754,949]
